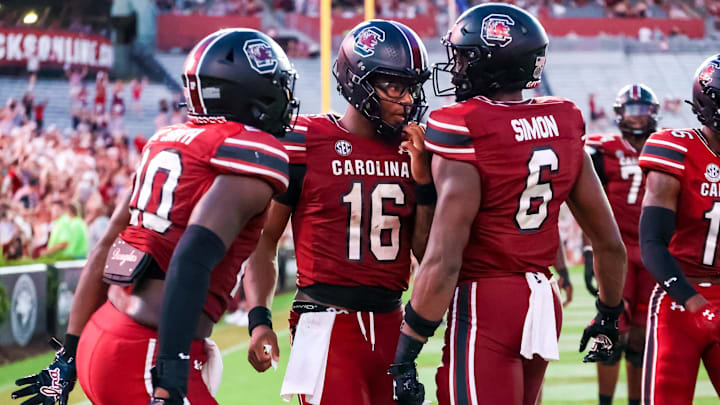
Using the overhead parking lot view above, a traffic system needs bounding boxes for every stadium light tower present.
[23,11,38,24]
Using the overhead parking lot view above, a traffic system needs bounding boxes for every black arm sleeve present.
[155,225,226,395]
[589,148,608,186]
[639,206,697,305]
[273,163,306,207]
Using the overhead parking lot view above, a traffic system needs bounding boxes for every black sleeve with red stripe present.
[209,139,290,194]
[424,114,476,162]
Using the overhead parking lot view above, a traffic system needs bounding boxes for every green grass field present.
[0,266,717,404]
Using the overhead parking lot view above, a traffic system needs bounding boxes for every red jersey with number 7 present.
[279,114,416,291]
[119,121,289,321]
[584,133,644,247]
[424,96,586,281]
[639,128,720,277]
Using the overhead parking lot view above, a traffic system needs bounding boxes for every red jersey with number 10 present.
[119,121,289,321]
[424,96,586,281]
[639,128,720,277]
[585,133,644,246]
[281,114,416,291]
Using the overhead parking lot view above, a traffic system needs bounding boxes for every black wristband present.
[394,332,424,364]
[596,298,624,318]
[415,181,437,206]
[248,306,273,336]
[404,302,441,338]
[62,333,80,360]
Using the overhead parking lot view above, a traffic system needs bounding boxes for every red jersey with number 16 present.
[280,114,416,291]
[119,121,289,321]
[424,96,586,281]
[639,128,720,277]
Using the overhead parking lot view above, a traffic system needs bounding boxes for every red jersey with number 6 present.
[585,133,644,246]
[639,128,720,277]
[119,121,289,320]
[280,114,416,291]
[424,96,586,281]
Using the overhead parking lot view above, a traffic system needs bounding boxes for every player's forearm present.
[67,196,130,335]
[408,253,461,323]
[640,206,698,306]
[411,204,434,261]
[592,238,626,306]
[67,242,111,336]
[244,249,278,310]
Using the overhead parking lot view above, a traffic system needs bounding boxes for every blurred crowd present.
[0,68,181,262]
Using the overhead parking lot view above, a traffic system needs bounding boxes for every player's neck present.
[487,90,525,102]
[339,106,376,139]
[702,126,720,155]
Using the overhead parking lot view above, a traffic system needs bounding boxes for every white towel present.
[520,272,560,361]
[280,312,336,404]
[202,338,223,396]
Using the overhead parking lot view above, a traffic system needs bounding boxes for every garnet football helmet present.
[689,54,720,133]
[613,84,660,140]
[334,20,431,137]
[434,3,549,102]
[182,28,298,137]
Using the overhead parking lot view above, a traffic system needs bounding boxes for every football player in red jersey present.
[583,84,660,405]
[389,4,627,405]
[11,29,298,405]
[242,20,433,405]
[638,54,720,404]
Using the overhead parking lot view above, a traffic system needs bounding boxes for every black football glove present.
[389,361,425,405]
[583,249,598,296]
[579,298,624,362]
[12,337,77,405]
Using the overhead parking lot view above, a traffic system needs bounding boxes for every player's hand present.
[389,361,425,405]
[149,390,184,405]
[579,299,623,363]
[12,337,76,405]
[583,249,598,296]
[400,123,431,185]
[690,302,720,342]
[558,275,573,308]
[248,325,279,372]
[149,364,185,405]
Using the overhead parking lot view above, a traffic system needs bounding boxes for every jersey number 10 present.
[129,148,183,233]
[342,182,406,262]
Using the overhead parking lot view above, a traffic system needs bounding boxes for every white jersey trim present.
[425,139,475,155]
[646,139,688,153]
[210,158,290,188]
[638,156,685,170]
[224,138,290,162]
[428,117,470,133]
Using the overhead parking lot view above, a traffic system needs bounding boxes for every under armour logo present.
[193,360,203,370]
[664,277,678,288]
[670,302,685,311]
[703,309,716,321]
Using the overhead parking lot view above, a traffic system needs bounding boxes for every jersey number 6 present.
[515,147,559,231]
